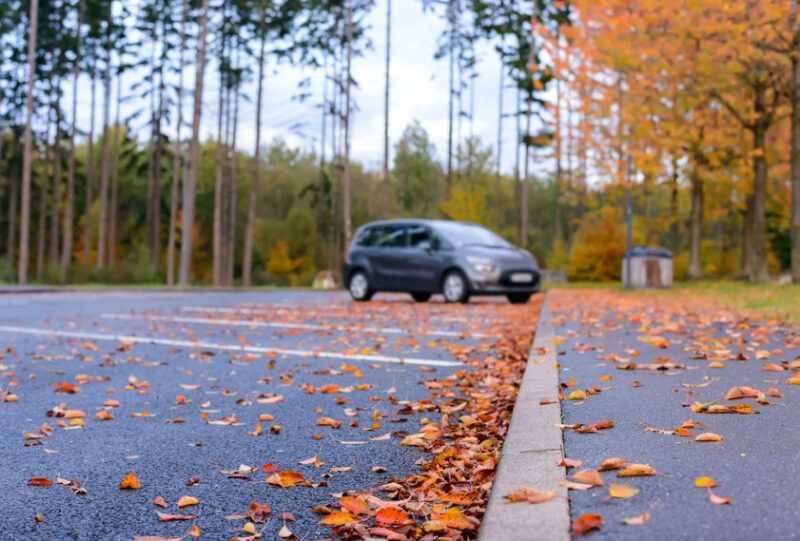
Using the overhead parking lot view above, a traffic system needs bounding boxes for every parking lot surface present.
[0,290,540,540]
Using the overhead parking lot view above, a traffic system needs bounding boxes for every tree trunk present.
[36,121,50,282]
[342,0,353,248]
[749,84,769,283]
[243,25,266,287]
[791,0,800,282]
[400,138,407,213]
[742,195,753,276]
[514,89,521,242]
[521,95,531,248]
[670,153,679,255]
[109,64,121,266]
[18,0,39,284]
[212,21,226,287]
[688,168,704,280]
[6,151,19,269]
[60,0,82,283]
[49,78,63,267]
[494,54,503,230]
[179,0,210,286]
[225,64,240,287]
[151,16,168,267]
[84,46,97,267]
[168,0,187,286]
[554,45,563,247]
[96,14,113,270]
[381,0,391,219]
[314,58,329,273]
[445,0,455,199]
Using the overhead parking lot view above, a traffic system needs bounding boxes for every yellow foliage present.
[265,240,303,280]
[440,186,489,226]
[567,208,627,282]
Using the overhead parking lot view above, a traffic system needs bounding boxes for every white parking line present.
[0,324,462,367]
[105,312,487,339]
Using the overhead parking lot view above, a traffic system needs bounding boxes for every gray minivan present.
[343,219,540,303]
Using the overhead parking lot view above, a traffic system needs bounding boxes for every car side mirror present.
[418,241,433,251]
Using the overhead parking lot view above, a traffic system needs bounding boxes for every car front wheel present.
[348,271,374,301]
[442,271,470,304]
[507,293,532,304]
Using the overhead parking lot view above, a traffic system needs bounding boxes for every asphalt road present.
[0,289,514,541]
[554,291,800,540]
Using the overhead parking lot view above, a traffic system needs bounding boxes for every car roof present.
[357,219,478,230]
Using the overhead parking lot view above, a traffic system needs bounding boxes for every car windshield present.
[434,222,512,249]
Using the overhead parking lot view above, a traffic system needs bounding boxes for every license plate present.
[510,272,533,283]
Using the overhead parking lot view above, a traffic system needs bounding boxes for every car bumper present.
[465,269,540,294]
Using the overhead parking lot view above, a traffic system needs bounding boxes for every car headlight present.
[466,256,497,274]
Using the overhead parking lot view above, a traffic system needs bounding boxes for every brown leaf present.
[27,478,53,487]
[152,496,168,508]
[573,513,603,536]
[572,468,604,487]
[247,502,272,523]
[505,487,556,504]
[617,464,657,477]
[598,457,628,471]
[119,470,141,490]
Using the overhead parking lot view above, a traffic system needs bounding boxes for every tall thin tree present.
[342,0,354,246]
[381,0,391,219]
[167,0,187,286]
[96,6,112,269]
[18,0,39,284]
[179,0,210,285]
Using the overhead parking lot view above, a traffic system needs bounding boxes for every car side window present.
[408,225,432,249]
[354,227,375,247]
[431,229,454,250]
[373,225,407,248]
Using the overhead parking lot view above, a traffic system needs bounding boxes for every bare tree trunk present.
[179,0,210,286]
[212,22,226,287]
[18,0,39,284]
[514,89,521,242]
[49,77,63,267]
[749,85,769,283]
[688,168,704,280]
[109,64,121,266]
[225,65,240,287]
[327,51,339,274]
[553,32,563,247]
[400,138,407,213]
[6,150,19,269]
[36,118,50,282]
[96,13,113,270]
[791,0,800,282]
[60,0,82,283]
[314,58,329,273]
[446,0,455,199]
[167,0,187,286]
[494,54,503,230]
[521,94,531,248]
[243,25,266,287]
[83,46,97,267]
[342,0,353,248]
[742,195,753,276]
[381,0,391,219]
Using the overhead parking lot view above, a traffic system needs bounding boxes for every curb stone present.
[478,293,569,541]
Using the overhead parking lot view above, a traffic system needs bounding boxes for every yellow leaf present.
[608,483,639,499]
[695,477,717,488]
[177,496,199,508]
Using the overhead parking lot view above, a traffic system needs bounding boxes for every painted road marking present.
[0,324,462,367]
[104,312,488,339]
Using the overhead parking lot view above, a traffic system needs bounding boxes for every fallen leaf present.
[188,524,201,538]
[598,457,628,471]
[119,470,141,490]
[567,390,586,401]
[278,524,295,538]
[573,468,604,487]
[557,458,583,469]
[505,487,556,504]
[695,432,723,442]
[376,506,411,525]
[152,496,167,508]
[609,483,640,499]
[617,464,657,477]
[177,496,199,508]
[622,511,651,525]
[27,478,53,487]
[708,488,731,505]
[156,511,195,522]
[247,502,272,523]
[266,471,306,488]
[319,511,363,526]
[573,513,603,536]
[694,477,717,488]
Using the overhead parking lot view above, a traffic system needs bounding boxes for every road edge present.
[478,292,570,541]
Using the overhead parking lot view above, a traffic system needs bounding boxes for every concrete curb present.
[478,293,570,541]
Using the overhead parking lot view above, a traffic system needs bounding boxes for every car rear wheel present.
[348,271,373,301]
[507,293,531,304]
[411,293,431,302]
[442,271,470,304]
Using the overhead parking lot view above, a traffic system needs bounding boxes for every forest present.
[0,0,798,285]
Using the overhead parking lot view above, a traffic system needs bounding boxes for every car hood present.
[458,245,539,270]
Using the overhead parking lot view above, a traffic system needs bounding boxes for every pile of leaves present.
[317,296,544,540]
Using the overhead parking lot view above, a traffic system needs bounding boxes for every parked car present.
[343,219,540,304]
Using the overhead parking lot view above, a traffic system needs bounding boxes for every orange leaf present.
[695,432,723,442]
[622,511,651,525]
[153,496,167,508]
[617,464,656,477]
[177,496,199,508]
[95,410,114,421]
[319,512,363,526]
[695,477,716,488]
[27,477,53,487]
[572,469,603,487]
[608,483,639,499]
[598,457,628,471]
[339,496,371,515]
[266,471,306,488]
[119,470,141,490]
[376,506,411,525]
[573,513,603,536]
[434,507,472,529]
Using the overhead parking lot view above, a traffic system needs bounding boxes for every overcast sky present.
[67,0,541,176]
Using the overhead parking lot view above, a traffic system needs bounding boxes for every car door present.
[405,224,440,292]
[370,224,408,290]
